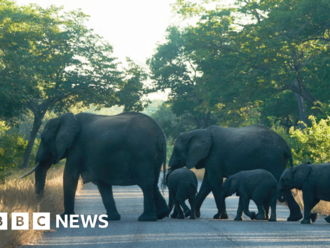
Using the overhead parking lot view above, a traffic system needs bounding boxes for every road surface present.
[25,176,330,247]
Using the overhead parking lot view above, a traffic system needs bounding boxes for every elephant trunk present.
[35,160,52,195]
[277,182,286,203]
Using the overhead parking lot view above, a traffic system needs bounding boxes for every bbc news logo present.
[0,213,108,230]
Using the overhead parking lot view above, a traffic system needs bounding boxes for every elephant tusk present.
[19,162,40,179]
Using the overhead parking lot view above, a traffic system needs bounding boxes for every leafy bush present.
[272,116,330,165]
[0,122,40,180]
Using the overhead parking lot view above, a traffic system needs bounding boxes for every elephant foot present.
[170,213,178,219]
[250,212,256,220]
[196,209,201,218]
[157,208,171,220]
[256,213,267,220]
[234,216,243,221]
[301,219,311,224]
[310,213,318,223]
[324,215,330,223]
[221,212,229,219]
[190,215,196,219]
[138,212,157,221]
[213,212,229,219]
[184,209,191,218]
[287,211,303,221]
[268,217,277,222]
[105,212,121,221]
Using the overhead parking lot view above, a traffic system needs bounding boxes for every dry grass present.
[291,189,330,216]
[0,166,82,248]
[191,168,205,181]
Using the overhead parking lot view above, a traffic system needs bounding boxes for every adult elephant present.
[168,125,302,221]
[20,112,170,221]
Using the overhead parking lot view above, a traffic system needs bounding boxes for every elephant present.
[166,167,197,219]
[168,125,302,221]
[277,162,330,224]
[219,169,278,222]
[19,112,170,221]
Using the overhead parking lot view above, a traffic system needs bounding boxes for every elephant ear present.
[54,113,80,164]
[293,164,311,189]
[186,130,212,169]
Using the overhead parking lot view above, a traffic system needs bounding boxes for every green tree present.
[147,26,219,129]
[171,0,330,128]
[0,2,145,168]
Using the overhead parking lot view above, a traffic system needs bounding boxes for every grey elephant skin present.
[168,125,302,221]
[278,162,330,224]
[166,168,197,219]
[220,169,278,222]
[21,112,170,221]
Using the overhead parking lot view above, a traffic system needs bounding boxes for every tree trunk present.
[294,93,308,130]
[20,114,43,169]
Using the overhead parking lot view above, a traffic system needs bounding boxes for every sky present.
[14,0,233,100]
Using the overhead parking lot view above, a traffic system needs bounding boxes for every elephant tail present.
[285,146,293,168]
[160,138,167,192]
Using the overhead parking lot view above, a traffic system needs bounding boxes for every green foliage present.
[290,116,330,164]
[0,122,39,180]
[151,102,196,140]
[271,115,330,165]
[150,0,330,131]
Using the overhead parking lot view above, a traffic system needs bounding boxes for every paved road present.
[26,177,330,248]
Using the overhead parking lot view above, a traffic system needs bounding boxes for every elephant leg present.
[283,189,303,221]
[138,180,157,221]
[174,201,184,219]
[310,199,319,223]
[170,207,178,218]
[195,171,211,218]
[188,195,196,219]
[181,201,191,217]
[269,193,277,222]
[97,182,120,221]
[208,171,228,219]
[154,186,170,219]
[255,204,266,220]
[176,191,190,218]
[301,190,314,224]
[62,165,79,216]
[241,196,256,220]
[234,197,243,221]
[263,202,270,220]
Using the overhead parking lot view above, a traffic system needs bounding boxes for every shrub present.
[0,122,40,181]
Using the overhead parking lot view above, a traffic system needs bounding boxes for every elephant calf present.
[166,168,198,219]
[220,169,278,221]
[278,162,330,224]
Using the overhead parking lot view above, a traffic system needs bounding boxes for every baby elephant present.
[278,162,330,224]
[166,167,198,219]
[220,169,278,221]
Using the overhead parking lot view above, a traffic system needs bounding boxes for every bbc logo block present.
[33,213,50,230]
[12,213,29,230]
[0,212,8,230]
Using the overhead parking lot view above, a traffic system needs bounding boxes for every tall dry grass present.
[291,189,330,216]
[0,166,82,248]
[191,168,205,181]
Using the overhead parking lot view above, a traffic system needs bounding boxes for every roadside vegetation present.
[0,166,82,248]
